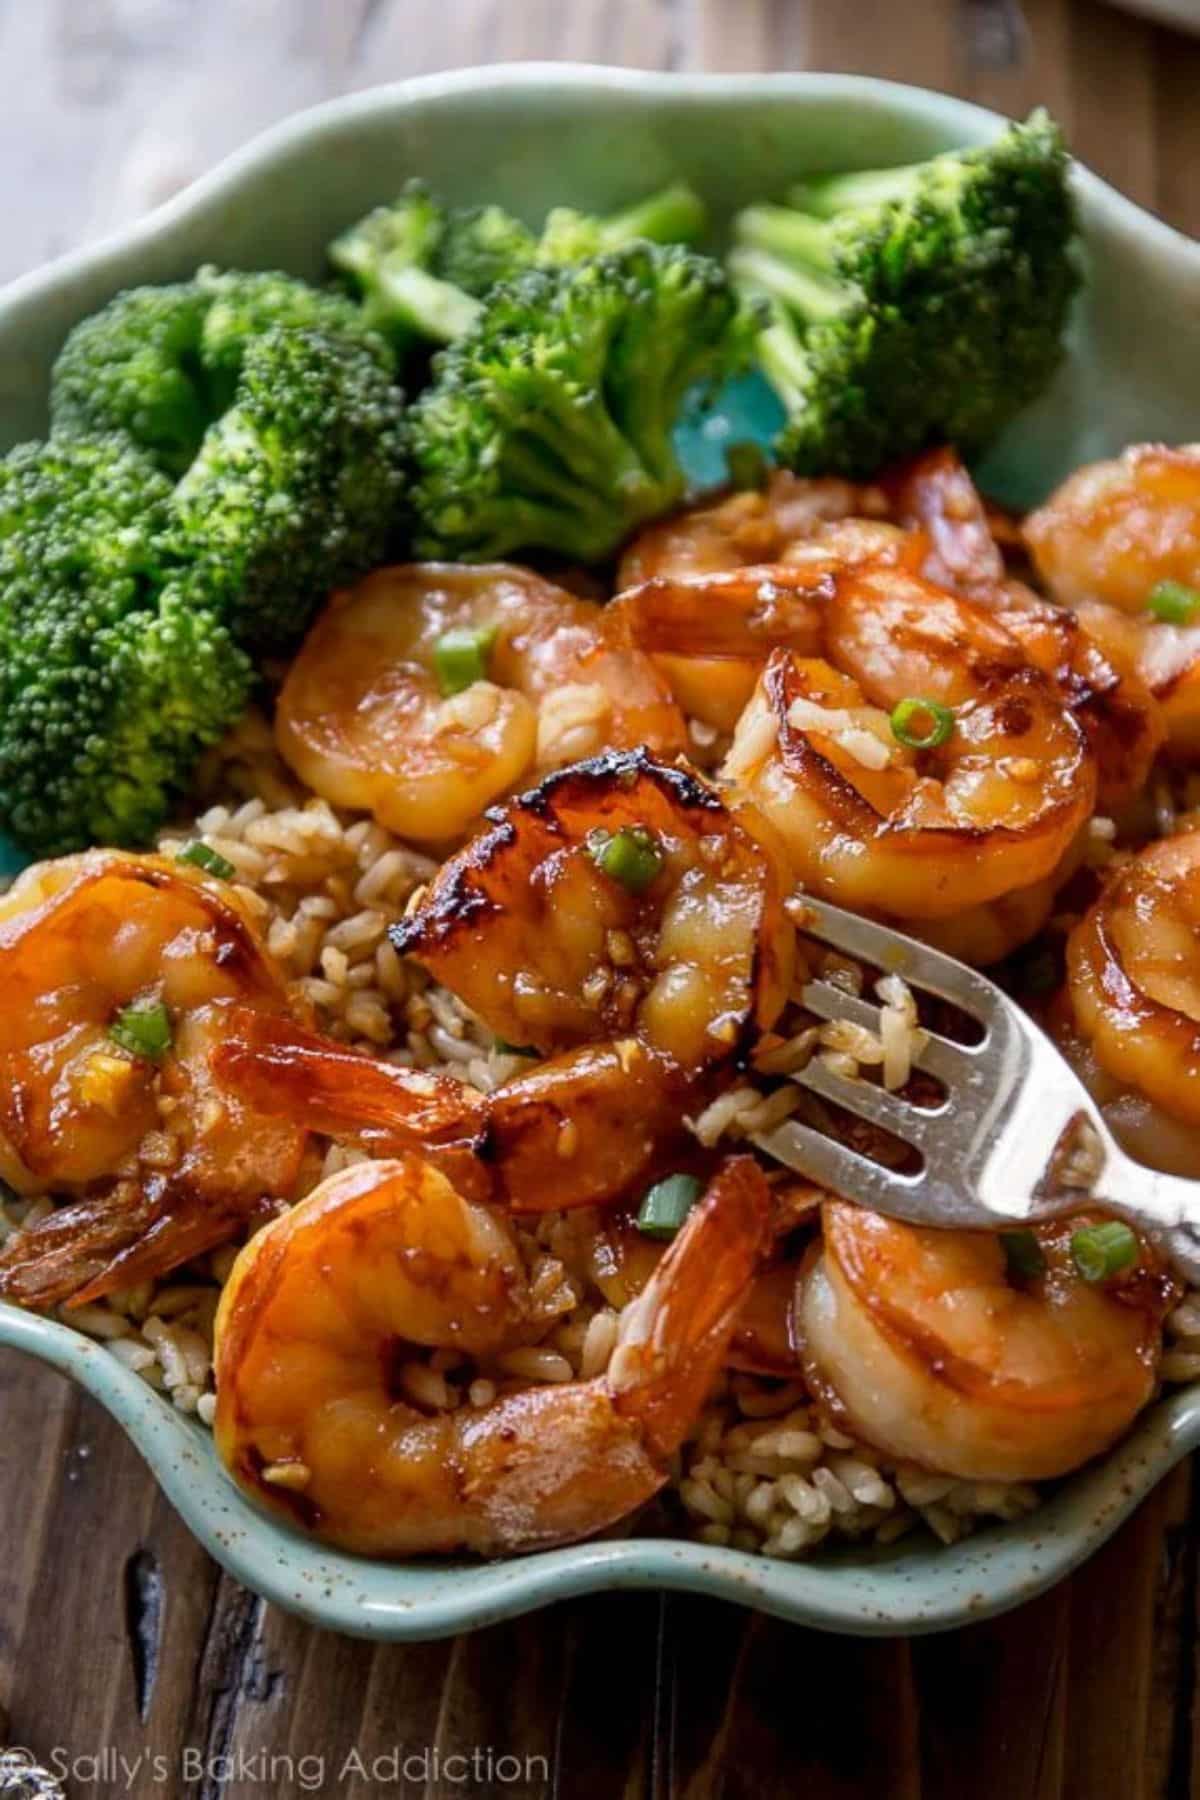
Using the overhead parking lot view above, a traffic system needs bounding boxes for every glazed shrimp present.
[276,563,686,844]
[617,470,896,585]
[1057,601,1200,764]
[586,1180,820,1376]
[392,749,796,1069]
[0,853,309,1308]
[881,446,1008,593]
[1050,1011,1200,1181]
[213,1154,770,1556]
[886,447,1165,806]
[614,480,910,733]
[717,563,1095,932]
[798,1201,1176,1482]
[212,1009,696,1215]
[1025,444,1200,613]
[1067,829,1200,1131]
[1025,446,1200,758]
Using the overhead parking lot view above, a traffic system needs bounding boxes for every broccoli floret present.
[536,183,708,265]
[0,436,250,855]
[432,203,539,298]
[194,266,388,405]
[49,285,213,477]
[330,181,709,350]
[407,242,754,563]
[728,111,1079,477]
[329,183,486,349]
[165,326,406,652]
[0,433,166,602]
[50,267,392,475]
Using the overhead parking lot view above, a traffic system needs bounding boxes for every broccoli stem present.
[787,153,968,218]
[744,299,813,416]
[372,264,482,344]
[596,182,707,249]
[511,402,660,511]
[735,204,837,272]
[727,245,848,324]
[500,436,648,519]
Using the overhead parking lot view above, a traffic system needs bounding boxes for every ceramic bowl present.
[1,65,1198,1641]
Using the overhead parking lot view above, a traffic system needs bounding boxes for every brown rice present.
[2,709,1195,1562]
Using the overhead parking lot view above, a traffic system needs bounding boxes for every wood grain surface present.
[2,3,1199,1797]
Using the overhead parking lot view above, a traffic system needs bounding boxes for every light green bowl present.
[1,65,1198,1641]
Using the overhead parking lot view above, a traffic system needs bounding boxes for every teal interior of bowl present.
[1,65,1198,1639]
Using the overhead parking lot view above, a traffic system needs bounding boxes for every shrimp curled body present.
[0,852,309,1308]
[276,564,686,844]
[1067,830,1200,1130]
[615,472,896,730]
[798,1202,1174,1482]
[716,564,1096,933]
[1026,445,1200,759]
[392,749,796,1069]
[214,1155,770,1556]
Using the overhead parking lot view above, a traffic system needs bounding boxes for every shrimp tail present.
[215,1009,708,1217]
[611,1154,771,1458]
[0,1178,251,1311]
[0,1191,155,1309]
[212,1007,489,1150]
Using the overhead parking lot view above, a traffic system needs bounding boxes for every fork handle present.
[1095,1141,1200,1286]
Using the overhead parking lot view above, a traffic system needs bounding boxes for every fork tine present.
[793,1056,940,1148]
[751,1118,926,1215]
[797,897,1004,1023]
[799,978,982,1085]
[796,981,881,1034]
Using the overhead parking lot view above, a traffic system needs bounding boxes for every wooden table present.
[2,4,1199,1795]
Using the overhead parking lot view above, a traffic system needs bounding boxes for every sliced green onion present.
[587,825,664,894]
[1001,1229,1046,1281]
[1071,1220,1138,1283]
[1147,580,1200,624]
[637,1173,703,1241]
[176,840,235,881]
[494,1038,539,1058]
[890,696,955,750]
[725,440,771,492]
[109,1000,172,1062]
[434,625,496,696]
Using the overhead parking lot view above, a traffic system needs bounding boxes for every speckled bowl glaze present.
[1,66,1198,1641]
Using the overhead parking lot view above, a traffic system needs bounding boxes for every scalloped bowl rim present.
[1,63,1198,1641]
[2,64,1198,326]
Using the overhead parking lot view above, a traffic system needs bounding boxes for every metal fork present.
[753,897,1200,1282]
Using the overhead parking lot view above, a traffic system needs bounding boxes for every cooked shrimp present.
[882,445,1009,593]
[1067,829,1200,1130]
[613,488,911,732]
[718,563,1095,927]
[1025,444,1200,613]
[616,471,891,588]
[798,1201,1175,1482]
[907,843,1086,967]
[276,564,686,844]
[1025,447,1200,759]
[0,853,308,1308]
[1051,1009,1200,1180]
[213,1008,696,1215]
[213,1153,770,1556]
[587,1184,819,1376]
[392,749,796,1069]
[888,447,1164,805]
[1064,600,1200,763]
